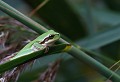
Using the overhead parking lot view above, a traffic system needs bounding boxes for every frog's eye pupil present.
[49,35,54,39]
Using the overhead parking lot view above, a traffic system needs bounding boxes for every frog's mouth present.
[39,34,60,45]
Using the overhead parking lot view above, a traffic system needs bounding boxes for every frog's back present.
[15,30,56,55]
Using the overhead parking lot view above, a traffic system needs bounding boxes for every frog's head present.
[40,30,60,46]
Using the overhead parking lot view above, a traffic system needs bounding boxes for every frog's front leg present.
[31,42,46,52]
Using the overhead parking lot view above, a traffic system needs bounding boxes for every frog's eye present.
[49,34,55,39]
[40,34,55,44]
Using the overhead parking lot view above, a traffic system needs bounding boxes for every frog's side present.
[11,30,60,59]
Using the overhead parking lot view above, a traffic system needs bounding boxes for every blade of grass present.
[0,0,120,81]
[29,0,49,17]
[77,25,120,49]
[67,0,120,27]
[69,46,120,82]
[0,0,48,33]
[84,0,96,34]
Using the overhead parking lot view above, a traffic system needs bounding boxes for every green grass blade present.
[78,25,120,49]
[0,0,48,34]
[69,46,120,81]
[84,0,96,34]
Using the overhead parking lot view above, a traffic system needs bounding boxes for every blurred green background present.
[1,0,120,82]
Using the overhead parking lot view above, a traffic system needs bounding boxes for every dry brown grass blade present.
[0,64,27,82]
[0,45,13,55]
[0,52,17,64]
[33,59,62,82]
[106,60,120,82]
[29,0,50,17]
[0,16,38,82]
[0,31,9,48]
[0,24,4,27]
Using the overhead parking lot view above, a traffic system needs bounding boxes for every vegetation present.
[0,0,120,82]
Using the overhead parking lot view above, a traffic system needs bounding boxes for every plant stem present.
[69,46,120,81]
[0,0,48,33]
[0,0,120,81]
